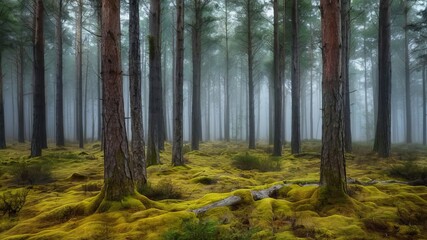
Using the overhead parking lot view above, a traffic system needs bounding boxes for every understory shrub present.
[0,188,29,217]
[10,161,52,184]
[387,161,427,181]
[232,153,281,172]
[138,179,182,200]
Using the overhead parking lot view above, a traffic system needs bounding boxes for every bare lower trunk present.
[373,0,391,157]
[0,53,5,149]
[76,0,84,149]
[172,0,185,166]
[247,0,255,149]
[291,0,300,154]
[320,0,347,198]
[17,47,25,143]
[341,0,352,152]
[147,0,162,165]
[31,0,46,157]
[423,63,426,145]
[404,0,412,143]
[273,0,282,156]
[129,0,147,188]
[56,0,64,147]
[101,0,134,200]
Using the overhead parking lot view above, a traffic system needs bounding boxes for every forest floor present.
[0,141,426,240]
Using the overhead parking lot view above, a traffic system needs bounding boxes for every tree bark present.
[423,63,426,145]
[76,0,84,149]
[129,0,147,188]
[373,0,391,157]
[101,0,134,200]
[56,0,64,147]
[341,0,352,152]
[172,0,185,166]
[0,52,5,149]
[31,0,46,157]
[291,0,300,154]
[147,0,162,165]
[247,0,255,149]
[404,0,412,143]
[224,0,230,142]
[273,0,282,156]
[16,46,25,143]
[320,0,347,197]
[191,0,203,151]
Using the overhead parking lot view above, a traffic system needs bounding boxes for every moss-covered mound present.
[0,141,426,239]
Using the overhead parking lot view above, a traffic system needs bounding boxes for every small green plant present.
[163,219,218,240]
[138,179,182,200]
[0,188,29,217]
[10,162,52,185]
[232,153,281,172]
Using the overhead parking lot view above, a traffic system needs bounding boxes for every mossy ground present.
[0,141,426,239]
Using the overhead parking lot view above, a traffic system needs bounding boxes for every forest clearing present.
[0,141,426,239]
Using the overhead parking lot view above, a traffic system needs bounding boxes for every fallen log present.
[191,184,284,215]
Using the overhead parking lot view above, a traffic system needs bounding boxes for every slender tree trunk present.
[404,0,412,143]
[76,0,84,148]
[247,0,255,149]
[206,76,211,141]
[281,0,286,144]
[31,0,46,157]
[373,0,391,157]
[291,0,300,154]
[147,0,162,165]
[320,0,347,198]
[0,52,5,149]
[17,46,25,143]
[172,0,185,166]
[423,63,426,145]
[191,0,202,150]
[273,0,282,156]
[224,0,230,142]
[341,0,352,152]
[363,28,370,141]
[96,2,103,145]
[129,0,147,188]
[101,0,134,201]
[56,0,64,147]
[309,28,314,140]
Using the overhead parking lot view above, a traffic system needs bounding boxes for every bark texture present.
[247,0,255,149]
[320,0,347,197]
[273,0,282,156]
[76,0,84,149]
[0,53,5,149]
[404,0,412,143]
[373,0,391,157]
[101,0,134,200]
[56,0,64,147]
[291,0,300,154]
[147,0,162,165]
[341,0,352,152]
[129,0,147,188]
[172,0,185,166]
[31,0,46,157]
[17,46,25,143]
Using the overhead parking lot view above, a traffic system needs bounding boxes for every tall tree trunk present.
[96,2,103,145]
[56,0,64,147]
[129,0,147,188]
[76,0,84,148]
[273,0,282,156]
[224,0,230,142]
[31,0,46,157]
[363,27,370,141]
[191,0,202,150]
[0,52,5,149]
[373,0,391,157]
[281,0,286,144]
[341,0,352,152]
[320,0,347,198]
[17,46,25,143]
[147,0,162,165]
[291,0,300,154]
[423,63,426,145]
[101,0,134,201]
[404,0,412,143]
[247,0,255,149]
[172,0,185,166]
